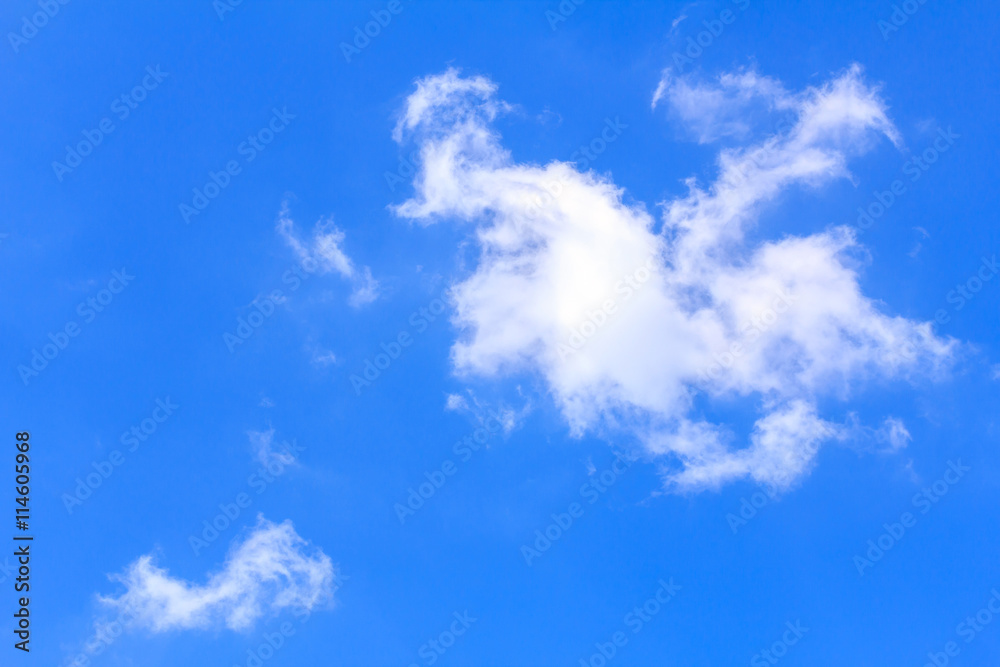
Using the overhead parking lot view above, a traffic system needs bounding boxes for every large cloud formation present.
[391,66,956,492]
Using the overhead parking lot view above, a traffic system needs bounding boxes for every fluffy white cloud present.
[277,203,380,306]
[97,516,335,633]
[390,66,957,492]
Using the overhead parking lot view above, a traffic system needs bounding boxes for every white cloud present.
[348,266,380,307]
[248,428,297,468]
[277,203,380,306]
[992,364,1000,381]
[442,387,531,434]
[445,393,469,411]
[390,66,956,492]
[652,68,797,142]
[875,416,912,452]
[312,350,338,366]
[96,516,335,633]
[666,2,699,38]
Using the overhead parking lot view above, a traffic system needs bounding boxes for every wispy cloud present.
[876,417,912,452]
[248,428,298,468]
[390,65,955,492]
[94,516,335,634]
[312,349,338,366]
[277,203,380,306]
[652,67,798,141]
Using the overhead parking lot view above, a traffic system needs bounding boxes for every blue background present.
[1,0,998,665]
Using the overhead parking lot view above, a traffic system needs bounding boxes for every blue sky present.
[2,1,1000,665]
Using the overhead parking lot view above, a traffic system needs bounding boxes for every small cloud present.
[493,402,531,434]
[92,516,336,635]
[843,414,912,453]
[348,267,380,307]
[312,350,338,366]
[992,364,1000,380]
[875,417,911,452]
[259,396,275,408]
[445,393,469,412]
[248,428,297,468]
[651,72,669,110]
[444,389,531,434]
[537,107,562,126]
[908,227,930,257]
[668,2,698,35]
[276,203,380,307]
